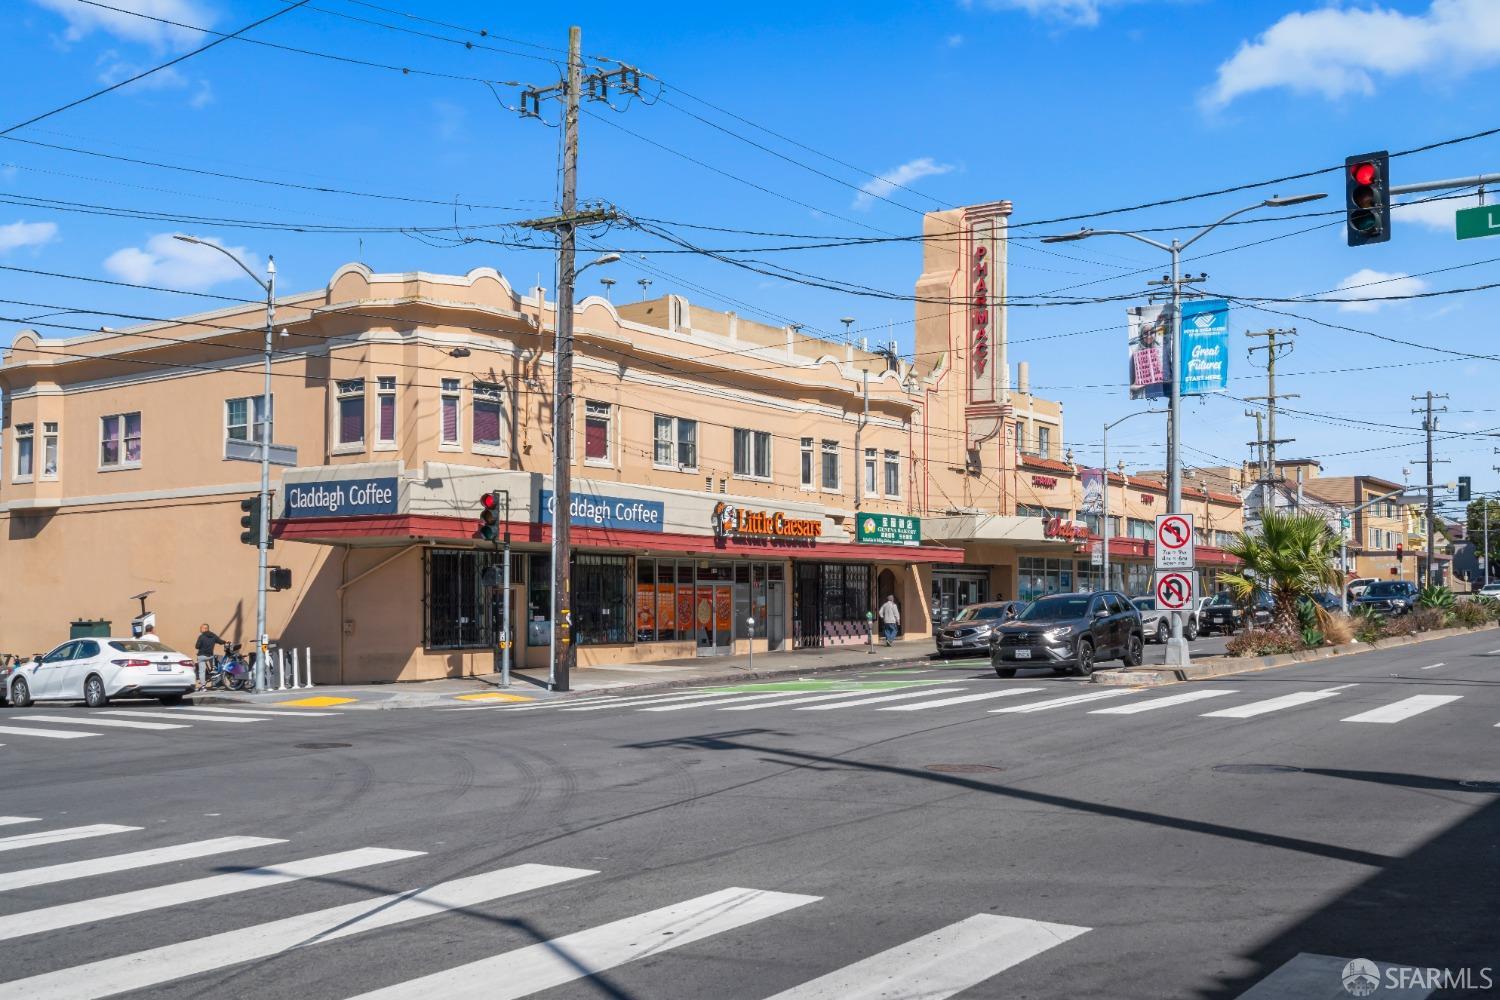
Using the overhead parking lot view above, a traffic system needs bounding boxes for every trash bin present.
[70,619,111,639]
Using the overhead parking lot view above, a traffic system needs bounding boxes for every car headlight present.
[1392,599,1407,609]
[1043,626,1073,642]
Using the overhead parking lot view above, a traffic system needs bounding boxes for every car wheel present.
[1123,633,1144,667]
[158,693,186,706]
[994,665,1016,678]
[1073,639,1096,677]
[1155,621,1168,644]
[83,674,109,708]
[1185,621,1199,642]
[9,677,32,708]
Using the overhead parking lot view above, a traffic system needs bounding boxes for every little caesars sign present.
[711,502,821,541]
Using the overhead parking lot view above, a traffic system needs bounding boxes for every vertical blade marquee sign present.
[970,221,999,405]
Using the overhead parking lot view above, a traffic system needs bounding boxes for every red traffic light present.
[1350,161,1378,186]
[1396,543,1404,558]
[481,492,498,511]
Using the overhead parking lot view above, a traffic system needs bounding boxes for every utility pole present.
[514,28,635,691]
[1246,328,1298,511]
[1244,409,1265,524]
[1411,391,1450,588]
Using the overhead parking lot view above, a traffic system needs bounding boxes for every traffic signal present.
[1458,476,1472,502]
[477,490,500,543]
[239,495,263,547]
[1344,151,1391,246]
[268,567,292,592]
[1396,542,1405,562]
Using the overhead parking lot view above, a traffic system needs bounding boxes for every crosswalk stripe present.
[561,691,742,712]
[879,688,1046,712]
[718,690,900,711]
[0,824,141,851]
[0,846,424,942]
[24,715,189,731]
[1201,689,1342,719]
[98,710,261,724]
[347,886,822,1000]
[1341,694,1463,724]
[0,818,40,828]
[989,689,1135,713]
[1089,689,1238,715]
[164,706,343,718]
[795,688,968,711]
[640,691,823,712]
[0,835,286,892]
[761,913,1091,1000]
[0,725,98,740]
[0,862,598,1000]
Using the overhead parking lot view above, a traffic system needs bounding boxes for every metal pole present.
[1101,421,1110,591]
[1340,508,1349,612]
[255,259,275,692]
[1425,393,1436,589]
[502,492,512,689]
[1163,243,1189,666]
[1485,499,1490,589]
[550,25,582,692]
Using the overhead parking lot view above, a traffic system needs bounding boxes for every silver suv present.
[1132,595,1199,643]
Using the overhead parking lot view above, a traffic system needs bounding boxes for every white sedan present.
[3,638,195,708]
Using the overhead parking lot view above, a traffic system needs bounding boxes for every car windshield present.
[1132,599,1155,611]
[108,640,172,653]
[1207,594,1235,607]
[1017,595,1091,621]
[953,606,1008,622]
[1364,582,1407,597]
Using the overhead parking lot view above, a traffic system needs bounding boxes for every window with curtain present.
[656,416,698,470]
[440,379,460,445]
[14,423,32,479]
[821,439,840,490]
[336,380,364,446]
[1036,425,1052,458]
[864,448,877,494]
[226,395,270,444]
[376,376,396,445]
[733,429,770,478]
[1128,518,1154,539]
[584,400,611,463]
[473,381,505,450]
[800,437,813,488]
[42,422,58,478]
[100,412,141,468]
[883,450,900,497]
[654,415,674,466]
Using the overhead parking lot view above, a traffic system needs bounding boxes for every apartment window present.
[883,450,900,498]
[440,379,460,446]
[473,381,506,451]
[800,437,814,488]
[584,400,611,463]
[336,379,365,446]
[100,412,141,469]
[820,439,840,491]
[863,448,877,495]
[657,416,699,470]
[1369,528,1380,549]
[1036,425,1052,458]
[14,422,32,480]
[730,428,766,479]
[376,376,397,446]
[1013,421,1024,455]
[1128,518,1154,540]
[226,395,271,444]
[42,422,58,479]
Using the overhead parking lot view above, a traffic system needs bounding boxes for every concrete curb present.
[1091,622,1498,686]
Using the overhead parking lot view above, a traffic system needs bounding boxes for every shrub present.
[1323,613,1354,645]
[1382,614,1419,638]
[1417,585,1455,610]
[1226,627,1303,658]
[1408,607,1446,633]
[1472,596,1500,622]
[1451,600,1492,628]
[1300,627,1325,648]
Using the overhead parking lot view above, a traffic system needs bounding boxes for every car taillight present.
[177,660,194,667]
[111,659,152,667]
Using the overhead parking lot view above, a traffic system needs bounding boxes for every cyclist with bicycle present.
[194,624,223,690]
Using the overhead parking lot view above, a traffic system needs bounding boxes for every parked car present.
[5,638,195,708]
[1199,591,1272,634]
[934,601,1025,657]
[1345,577,1377,604]
[1308,590,1344,612]
[1474,582,1500,600]
[1132,596,1199,644]
[991,591,1143,678]
[1353,580,1419,616]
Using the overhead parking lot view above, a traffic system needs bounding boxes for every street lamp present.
[1042,192,1326,666]
[174,234,276,691]
[1100,409,1164,594]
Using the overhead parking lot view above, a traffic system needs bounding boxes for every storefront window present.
[1082,513,1122,537]
[636,559,690,643]
[1125,563,1153,597]
[527,553,550,646]
[794,562,870,647]
[426,548,503,649]
[1018,557,1077,601]
[575,554,630,645]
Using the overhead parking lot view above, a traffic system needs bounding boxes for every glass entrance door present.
[695,582,735,656]
[766,580,785,651]
[932,572,990,625]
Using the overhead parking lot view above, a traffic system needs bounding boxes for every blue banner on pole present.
[1179,299,1229,396]
[539,490,665,532]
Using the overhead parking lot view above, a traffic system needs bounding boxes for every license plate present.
[156,664,172,672]
[1014,649,1031,660]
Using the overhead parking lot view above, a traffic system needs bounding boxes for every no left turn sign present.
[1155,513,1196,570]
[1156,571,1194,611]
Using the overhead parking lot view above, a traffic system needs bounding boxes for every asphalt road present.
[0,631,1496,999]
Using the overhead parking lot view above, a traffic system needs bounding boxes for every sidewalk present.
[188,637,942,710]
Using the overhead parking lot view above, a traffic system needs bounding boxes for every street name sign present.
[225,438,298,467]
[1155,571,1194,611]
[1456,204,1500,241]
[1154,513,1195,570]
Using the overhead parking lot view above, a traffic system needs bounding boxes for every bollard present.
[304,647,314,688]
[865,611,875,654]
[276,648,287,691]
[290,647,300,689]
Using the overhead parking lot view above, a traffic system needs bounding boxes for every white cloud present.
[0,221,58,253]
[1329,268,1429,313]
[104,233,259,290]
[1204,0,1500,109]
[945,33,965,47]
[963,0,1142,28]
[1393,192,1485,232]
[29,0,213,51]
[853,157,953,210]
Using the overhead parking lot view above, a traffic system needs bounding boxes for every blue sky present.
[3,0,1500,504]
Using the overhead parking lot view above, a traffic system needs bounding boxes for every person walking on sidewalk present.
[878,596,901,646]
[194,623,222,690]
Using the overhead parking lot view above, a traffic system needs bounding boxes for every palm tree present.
[1218,509,1343,630]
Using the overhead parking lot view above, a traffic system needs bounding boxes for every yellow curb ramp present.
[270,696,358,708]
[452,692,534,703]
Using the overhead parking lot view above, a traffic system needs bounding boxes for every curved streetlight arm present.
[172,234,270,291]
[1045,228,1171,252]
[1178,201,1274,251]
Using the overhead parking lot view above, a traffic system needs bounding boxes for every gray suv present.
[992,591,1144,678]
